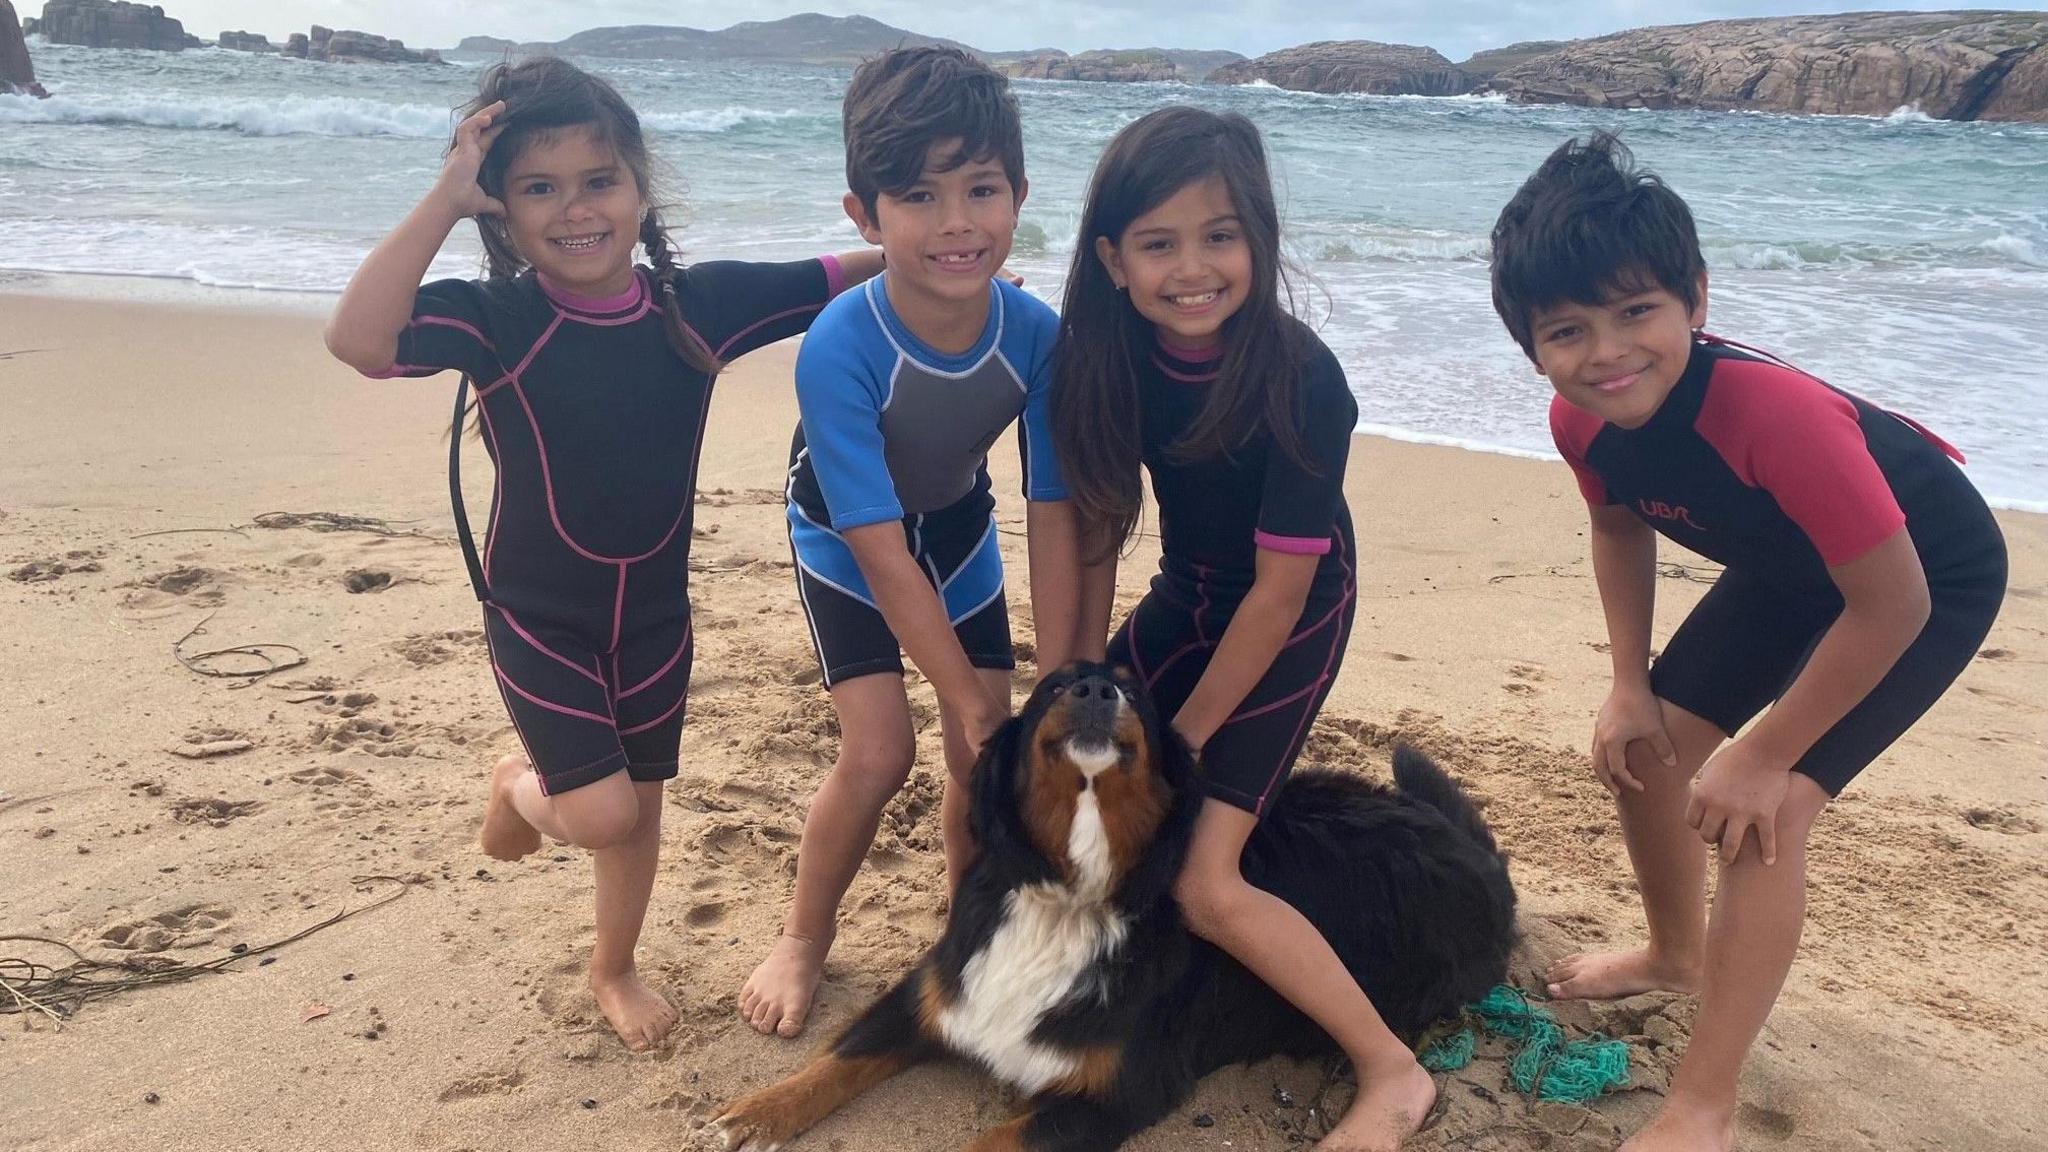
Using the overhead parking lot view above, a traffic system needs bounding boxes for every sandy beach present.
[2,284,2043,1152]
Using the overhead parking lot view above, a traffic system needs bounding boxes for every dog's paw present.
[710,1096,800,1152]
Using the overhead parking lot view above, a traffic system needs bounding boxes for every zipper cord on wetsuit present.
[449,373,490,602]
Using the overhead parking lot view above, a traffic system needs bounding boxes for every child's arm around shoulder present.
[673,249,886,367]
[325,102,506,376]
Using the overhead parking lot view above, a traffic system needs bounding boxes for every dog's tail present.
[1392,743,1501,858]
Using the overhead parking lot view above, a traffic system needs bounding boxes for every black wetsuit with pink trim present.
[1552,336,2006,794]
[367,258,844,794]
[1108,325,1359,816]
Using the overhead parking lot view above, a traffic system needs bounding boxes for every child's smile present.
[1529,275,1708,428]
[1097,174,1252,347]
[503,125,644,299]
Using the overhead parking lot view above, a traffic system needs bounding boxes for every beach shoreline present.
[11,268,2044,513]
[2,290,2044,1152]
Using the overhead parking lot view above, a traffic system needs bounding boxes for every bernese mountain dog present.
[714,660,1517,1151]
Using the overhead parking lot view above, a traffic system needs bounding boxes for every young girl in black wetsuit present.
[324,58,881,1053]
[1051,107,1432,1152]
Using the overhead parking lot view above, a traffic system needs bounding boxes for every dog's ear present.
[967,713,1028,848]
[1116,724,1206,912]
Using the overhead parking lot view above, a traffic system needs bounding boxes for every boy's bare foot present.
[1316,1057,1436,1151]
[739,931,832,1038]
[591,969,678,1052]
[480,755,542,861]
[1545,947,1700,1000]
[1620,1094,1737,1152]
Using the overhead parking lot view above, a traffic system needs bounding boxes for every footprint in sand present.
[1963,807,2042,835]
[1503,662,1548,697]
[684,901,728,928]
[7,550,105,583]
[1977,647,2014,661]
[437,1068,528,1103]
[1737,1103,1798,1140]
[390,629,484,667]
[169,798,263,827]
[99,903,233,953]
[305,717,427,757]
[122,566,228,609]
[290,764,362,788]
[341,568,414,594]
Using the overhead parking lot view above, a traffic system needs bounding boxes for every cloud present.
[160,1,1974,59]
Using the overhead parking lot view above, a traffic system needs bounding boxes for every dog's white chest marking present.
[939,880,1128,1095]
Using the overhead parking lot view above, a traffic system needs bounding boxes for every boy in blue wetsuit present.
[1490,133,2006,1152]
[739,47,1083,1038]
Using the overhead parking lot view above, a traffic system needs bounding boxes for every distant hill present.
[466,13,972,64]
[446,15,1235,76]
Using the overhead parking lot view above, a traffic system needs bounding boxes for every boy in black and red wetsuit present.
[1490,133,2005,1152]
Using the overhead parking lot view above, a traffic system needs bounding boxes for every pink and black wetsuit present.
[1553,335,2007,794]
[1108,324,1359,817]
[366,258,845,794]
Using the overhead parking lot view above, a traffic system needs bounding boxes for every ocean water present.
[5,40,2046,506]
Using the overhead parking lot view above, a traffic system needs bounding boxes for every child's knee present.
[553,782,643,850]
[1173,867,1250,942]
[834,737,915,803]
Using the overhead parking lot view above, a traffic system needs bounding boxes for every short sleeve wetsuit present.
[1108,324,1360,817]
[1551,335,2007,794]
[363,258,846,794]
[784,276,1066,686]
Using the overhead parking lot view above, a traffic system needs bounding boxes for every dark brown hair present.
[841,46,1025,219]
[1051,105,1308,562]
[1489,131,1705,361]
[459,57,717,375]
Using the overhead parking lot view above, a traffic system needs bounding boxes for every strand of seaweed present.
[172,611,307,688]
[0,876,413,1026]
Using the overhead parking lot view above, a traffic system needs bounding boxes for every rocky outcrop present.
[3,0,47,96]
[217,30,272,52]
[993,47,1246,83]
[996,49,1177,83]
[453,35,518,54]
[1456,41,1566,81]
[32,0,200,51]
[1209,40,1472,96]
[1486,11,2048,122]
[281,25,443,64]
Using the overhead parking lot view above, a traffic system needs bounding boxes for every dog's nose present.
[1067,673,1120,703]
[1062,673,1122,731]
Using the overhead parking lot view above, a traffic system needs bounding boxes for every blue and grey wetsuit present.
[785,275,1067,686]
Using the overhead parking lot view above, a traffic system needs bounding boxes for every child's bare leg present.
[937,667,1011,897]
[1178,800,1434,1152]
[589,779,677,1052]
[483,763,672,1049]
[1623,773,1829,1152]
[742,674,915,1038]
[481,755,544,860]
[1548,700,1723,999]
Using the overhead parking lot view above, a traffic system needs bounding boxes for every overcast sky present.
[147,2,1979,59]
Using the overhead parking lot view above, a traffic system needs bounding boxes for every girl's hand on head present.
[1590,682,1676,798]
[1685,738,1791,866]
[431,100,509,220]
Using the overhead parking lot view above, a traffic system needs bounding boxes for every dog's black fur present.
[716,662,1518,1151]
